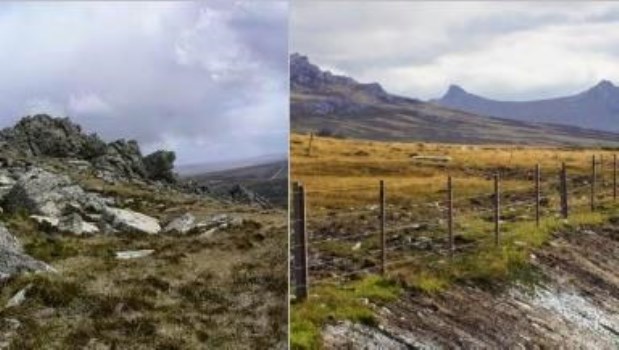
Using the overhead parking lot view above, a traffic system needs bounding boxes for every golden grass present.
[292,133,615,211]
[0,177,287,349]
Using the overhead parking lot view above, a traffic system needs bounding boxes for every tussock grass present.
[0,183,287,348]
[292,133,613,211]
[291,276,401,350]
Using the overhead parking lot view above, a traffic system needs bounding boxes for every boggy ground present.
[0,174,287,349]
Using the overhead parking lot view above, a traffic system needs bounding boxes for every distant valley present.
[184,159,288,208]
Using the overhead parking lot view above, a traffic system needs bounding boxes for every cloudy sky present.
[0,1,287,166]
[292,1,619,101]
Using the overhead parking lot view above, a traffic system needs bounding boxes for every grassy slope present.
[291,93,619,147]
[0,171,287,349]
[290,132,619,349]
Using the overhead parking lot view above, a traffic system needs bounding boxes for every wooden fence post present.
[494,173,500,247]
[293,182,308,301]
[560,162,569,219]
[599,155,603,187]
[614,154,617,202]
[306,132,314,157]
[591,155,596,211]
[379,180,386,275]
[447,176,454,256]
[535,164,541,227]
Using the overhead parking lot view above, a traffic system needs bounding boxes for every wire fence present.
[291,154,618,300]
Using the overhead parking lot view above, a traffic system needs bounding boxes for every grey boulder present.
[164,213,196,234]
[4,168,107,218]
[0,247,55,281]
[4,168,83,217]
[103,207,160,235]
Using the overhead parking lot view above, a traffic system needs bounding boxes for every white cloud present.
[68,93,113,115]
[0,1,288,165]
[291,1,619,100]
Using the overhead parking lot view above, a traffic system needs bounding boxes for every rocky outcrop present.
[92,139,147,181]
[290,53,400,115]
[0,115,107,159]
[3,167,109,218]
[103,207,161,235]
[3,168,88,217]
[0,115,178,184]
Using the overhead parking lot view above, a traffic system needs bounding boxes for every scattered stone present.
[0,225,22,253]
[352,242,362,251]
[0,174,15,187]
[115,250,155,260]
[103,207,161,235]
[164,213,196,234]
[58,213,99,235]
[6,284,32,308]
[199,227,217,239]
[29,215,59,228]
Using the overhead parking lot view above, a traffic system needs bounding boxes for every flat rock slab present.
[164,213,196,234]
[29,215,59,227]
[115,249,155,260]
[104,207,160,235]
[6,284,31,308]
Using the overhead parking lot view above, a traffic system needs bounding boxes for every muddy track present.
[323,218,619,349]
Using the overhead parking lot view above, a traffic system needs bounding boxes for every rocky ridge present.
[0,115,260,281]
[434,80,619,132]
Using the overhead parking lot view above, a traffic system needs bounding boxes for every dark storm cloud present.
[0,1,288,165]
[291,2,619,101]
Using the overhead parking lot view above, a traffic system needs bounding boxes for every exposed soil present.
[322,218,619,348]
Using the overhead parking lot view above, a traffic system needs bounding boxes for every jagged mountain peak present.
[584,79,618,98]
[442,84,469,98]
[592,79,615,89]
[290,53,403,109]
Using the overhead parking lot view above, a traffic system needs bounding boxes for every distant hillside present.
[186,160,288,208]
[434,81,619,132]
[177,153,286,176]
[291,53,619,147]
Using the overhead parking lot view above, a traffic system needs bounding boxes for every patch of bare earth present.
[323,218,619,348]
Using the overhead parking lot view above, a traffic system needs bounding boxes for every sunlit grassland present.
[291,133,616,211]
